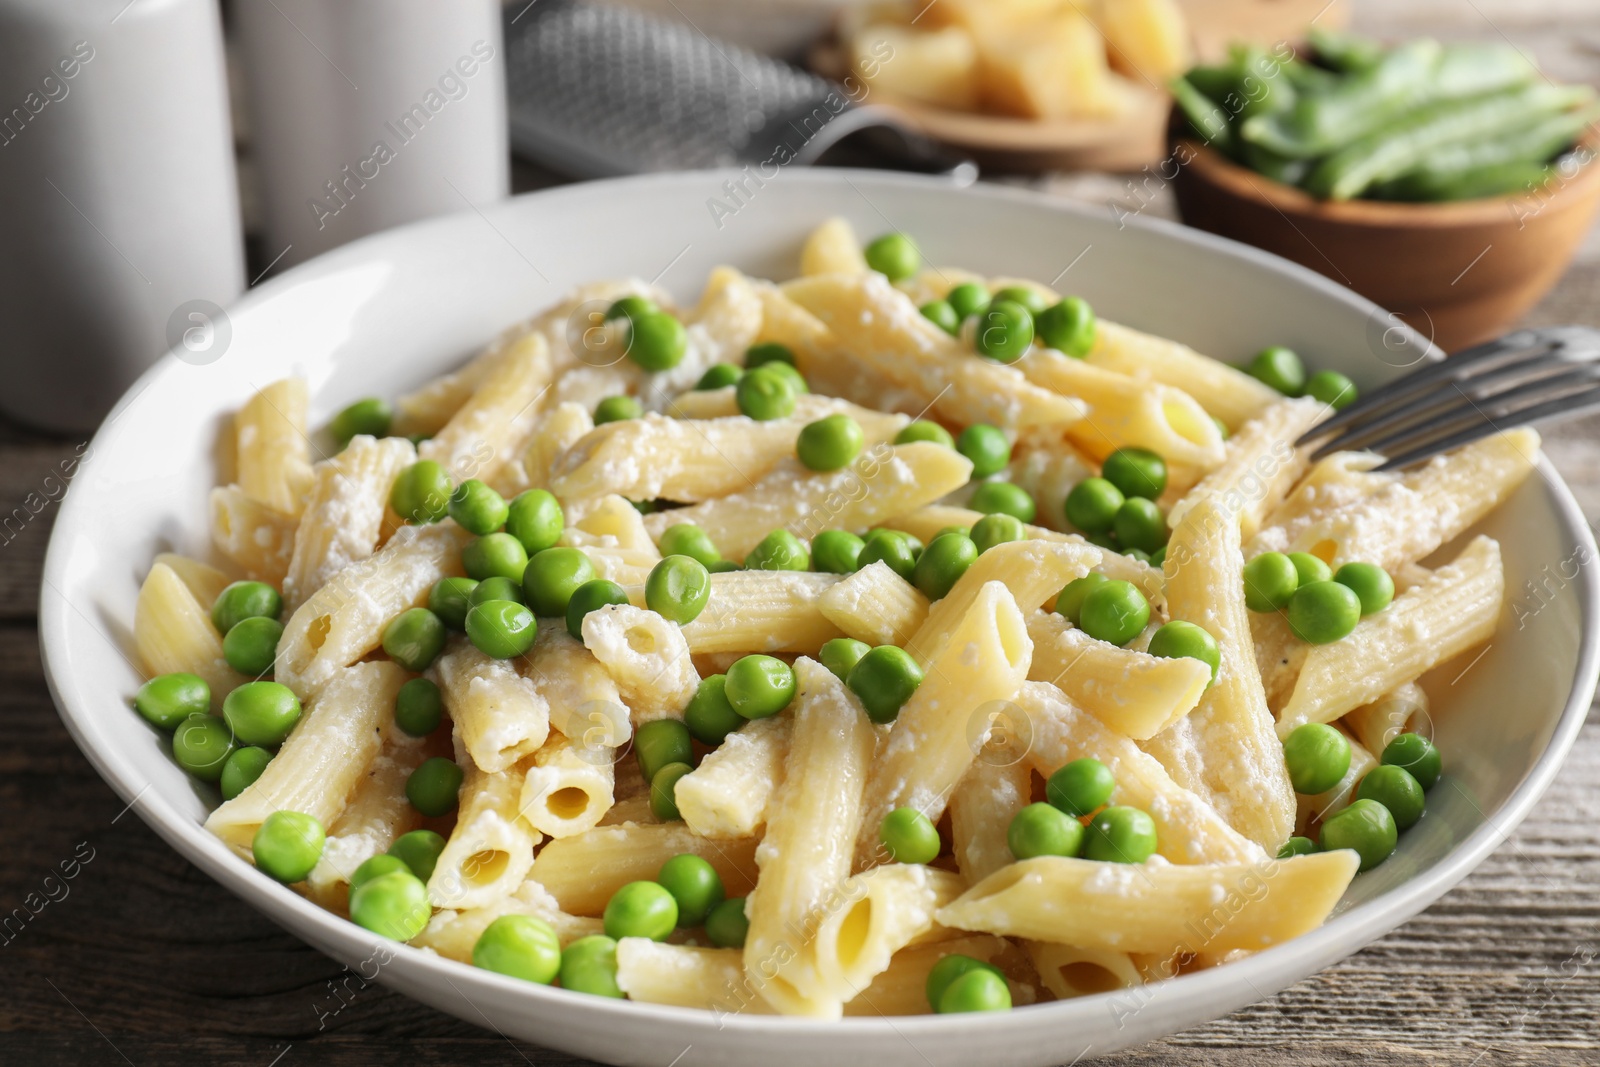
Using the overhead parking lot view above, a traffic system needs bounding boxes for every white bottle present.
[0,0,245,433]
[234,0,509,270]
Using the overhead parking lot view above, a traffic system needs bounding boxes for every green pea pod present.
[1400,101,1600,180]
[1242,39,1442,158]
[1282,60,1341,97]
[1307,27,1385,72]
[1307,83,1594,200]
[1185,62,1240,105]
[1171,76,1234,154]
[1227,45,1297,121]
[1241,141,1311,187]
[1380,160,1552,202]
[1432,42,1538,99]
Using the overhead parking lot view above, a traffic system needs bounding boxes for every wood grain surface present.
[5,2,1600,1064]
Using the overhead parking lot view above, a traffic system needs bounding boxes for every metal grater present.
[502,0,974,180]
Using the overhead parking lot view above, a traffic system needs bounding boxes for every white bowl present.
[41,170,1599,1066]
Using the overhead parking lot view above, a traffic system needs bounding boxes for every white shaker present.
[0,0,245,434]
[234,0,509,270]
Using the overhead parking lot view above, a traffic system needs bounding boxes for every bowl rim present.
[1174,134,1600,227]
[38,166,1600,1044]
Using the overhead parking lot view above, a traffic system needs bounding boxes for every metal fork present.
[1296,326,1600,470]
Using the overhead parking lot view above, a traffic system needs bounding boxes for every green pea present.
[1247,345,1307,396]
[643,555,711,626]
[349,869,431,941]
[797,414,865,472]
[1085,531,1119,551]
[1054,573,1111,626]
[448,479,510,536]
[1334,562,1394,615]
[969,481,1035,523]
[912,532,977,600]
[1287,580,1361,644]
[330,397,393,446]
[1046,757,1115,817]
[406,757,463,817]
[470,576,524,607]
[390,460,453,524]
[762,360,809,396]
[1381,733,1441,791]
[1147,620,1221,683]
[211,580,282,635]
[858,528,920,581]
[1277,836,1318,858]
[632,500,658,517]
[864,232,921,281]
[135,672,210,730]
[697,363,743,390]
[252,810,324,883]
[1150,546,1167,568]
[428,576,479,629]
[626,311,688,372]
[1084,805,1158,863]
[1064,477,1123,534]
[594,394,642,425]
[745,342,796,368]
[846,645,924,724]
[605,295,657,323]
[635,718,695,782]
[566,578,630,640]
[684,675,744,746]
[219,746,272,801]
[1282,723,1352,794]
[705,897,749,948]
[1318,797,1396,871]
[1078,579,1150,647]
[641,772,683,824]
[604,880,678,941]
[1305,369,1358,409]
[725,654,797,720]
[745,528,810,572]
[938,968,1011,1013]
[879,807,941,865]
[223,680,302,747]
[1358,765,1425,830]
[991,285,1049,317]
[1112,498,1167,554]
[560,935,625,997]
[708,559,742,574]
[970,513,1025,554]
[945,282,990,321]
[505,489,564,555]
[522,547,597,617]
[927,954,1004,1013]
[382,607,447,671]
[735,367,796,421]
[1125,548,1151,564]
[395,677,443,737]
[351,853,410,891]
[1007,802,1084,860]
[1101,447,1167,500]
[388,829,447,882]
[658,853,725,926]
[956,424,1010,478]
[1289,552,1332,585]
[658,523,722,568]
[473,914,561,984]
[920,300,960,336]
[895,420,955,448]
[171,713,235,781]
[820,637,871,683]
[810,529,865,574]
[974,300,1035,364]
[1242,552,1298,612]
[1035,297,1096,357]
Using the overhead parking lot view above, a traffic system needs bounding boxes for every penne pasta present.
[518,731,616,839]
[935,851,1360,955]
[419,332,553,488]
[907,539,1097,663]
[1026,942,1144,999]
[1341,682,1430,760]
[434,641,551,774]
[812,864,967,1001]
[800,217,870,276]
[1086,320,1280,430]
[414,880,603,962]
[581,603,699,723]
[529,822,760,916]
[428,753,542,911]
[615,940,772,1015]
[675,715,791,839]
[1167,397,1322,541]
[817,561,930,647]
[671,570,846,655]
[209,485,296,585]
[235,378,314,515]
[949,740,1033,886]
[133,561,245,711]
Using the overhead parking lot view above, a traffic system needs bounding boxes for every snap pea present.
[1306,83,1593,201]
[1307,27,1385,73]
[1382,161,1554,203]
[1171,76,1234,153]
[1380,102,1600,199]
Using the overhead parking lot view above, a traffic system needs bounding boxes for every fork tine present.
[1293,330,1545,447]
[1373,383,1600,471]
[1310,356,1599,459]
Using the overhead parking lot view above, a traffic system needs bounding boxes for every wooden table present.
[7,6,1600,1066]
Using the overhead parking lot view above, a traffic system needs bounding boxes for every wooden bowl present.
[1171,138,1600,352]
